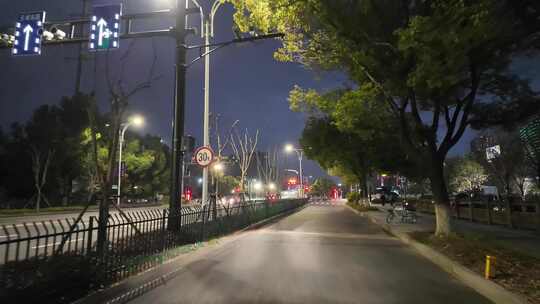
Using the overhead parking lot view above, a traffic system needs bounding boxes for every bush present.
[347,192,361,204]
[0,255,104,303]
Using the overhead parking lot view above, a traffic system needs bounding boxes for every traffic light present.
[43,26,66,41]
[0,33,15,47]
[184,187,193,201]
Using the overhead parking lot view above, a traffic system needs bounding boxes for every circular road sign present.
[194,146,214,167]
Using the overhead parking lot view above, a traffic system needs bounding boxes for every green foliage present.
[229,0,540,234]
[407,179,431,196]
[310,177,335,197]
[347,191,361,204]
[217,175,240,196]
[472,129,533,196]
[449,156,488,194]
[0,94,170,206]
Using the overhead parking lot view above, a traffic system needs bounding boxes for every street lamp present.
[188,0,227,206]
[284,144,304,198]
[117,115,144,206]
[254,181,263,199]
[212,162,224,172]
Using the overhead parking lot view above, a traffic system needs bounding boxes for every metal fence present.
[411,199,540,231]
[0,199,307,283]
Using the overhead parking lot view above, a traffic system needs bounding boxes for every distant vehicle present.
[281,190,300,199]
[126,198,150,204]
[219,194,242,207]
[374,187,399,203]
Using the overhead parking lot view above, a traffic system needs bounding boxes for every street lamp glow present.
[284,144,294,153]
[130,115,144,127]
[254,182,263,191]
[213,162,224,172]
[198,178,203,184]
[268,183,276,190]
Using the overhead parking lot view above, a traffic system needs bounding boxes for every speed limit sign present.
[194,146,214,167]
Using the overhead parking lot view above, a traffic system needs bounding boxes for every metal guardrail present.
[0,199,307,282]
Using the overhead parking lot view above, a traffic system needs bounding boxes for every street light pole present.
[169,0,188,226]
[200,0,224,206]
[284,144,304,198]
[298,149,304,198]
[117,115,144,206]
[202,18,210,205]
[117,122,131,206]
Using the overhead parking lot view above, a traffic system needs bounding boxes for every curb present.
[74,203,308,304]
[356,209,528,304]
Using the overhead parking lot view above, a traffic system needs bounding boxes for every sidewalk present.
[352,206,534,304]
[369,206,540,259]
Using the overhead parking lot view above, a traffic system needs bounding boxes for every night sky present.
[1,1,539,180]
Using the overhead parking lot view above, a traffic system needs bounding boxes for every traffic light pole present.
[169,0,188,229]
[0,0,283,233]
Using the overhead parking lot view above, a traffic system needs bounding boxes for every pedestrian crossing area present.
[310,201,341,206]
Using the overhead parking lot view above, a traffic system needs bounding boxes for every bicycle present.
[385,203,417,224]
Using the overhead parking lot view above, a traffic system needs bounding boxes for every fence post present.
[86,216,94,256]
[536,202,540,232]
[505,199,513,228]
[200,205,206,242]
[469,201,474,222]
[486,200,492,225]
[161,209,167,254]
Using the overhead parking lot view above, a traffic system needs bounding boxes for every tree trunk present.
[36,188,41,213]
[430,156,453,236]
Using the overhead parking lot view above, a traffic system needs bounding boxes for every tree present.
[450,157,488,194]
[256,147,280,187]
[122,134,170,198]
[300,112,419,199]
[54,94,91,205]
[472,130,532,198]
[520,116,540,187]
[311,178,335,198]
[0,124,35,204]
[229,127,259,193]
[25,105,63,211]
[217,175,240,197]
[229,0,540,236]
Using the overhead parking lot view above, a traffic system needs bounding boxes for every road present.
[128,201,491,304]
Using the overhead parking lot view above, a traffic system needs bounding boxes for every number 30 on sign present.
[194,146,214,167]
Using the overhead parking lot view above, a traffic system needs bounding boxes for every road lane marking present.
[0,234,18,238]
[31,238,84,249]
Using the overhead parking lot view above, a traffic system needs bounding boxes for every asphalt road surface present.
[128,201,491,304]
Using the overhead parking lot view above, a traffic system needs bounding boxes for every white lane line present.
[0,234,18,238]
[4,222,87,228]
[31,238,84,249]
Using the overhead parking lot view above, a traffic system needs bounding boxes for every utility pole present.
[169,0,188,228]
[0,0,283,233]
[202,18,210,205]
[75,0,89,94]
